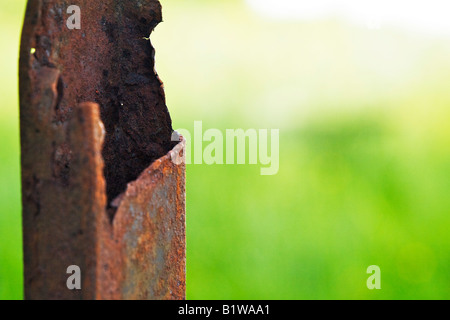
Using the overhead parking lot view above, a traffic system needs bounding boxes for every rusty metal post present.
[19,0,185,300]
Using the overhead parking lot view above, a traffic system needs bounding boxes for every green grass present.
[0,1,25,300]
[1,0,450,299]
[185,115,450,299]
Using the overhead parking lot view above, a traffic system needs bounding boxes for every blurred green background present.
[1,0,450,299]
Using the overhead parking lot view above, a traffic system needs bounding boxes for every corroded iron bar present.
[19,0,185,300]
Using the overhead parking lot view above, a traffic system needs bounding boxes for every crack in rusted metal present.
[19,0,186,300]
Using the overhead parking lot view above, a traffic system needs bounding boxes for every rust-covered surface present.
[100,141,186,299]
[19,0,185,300]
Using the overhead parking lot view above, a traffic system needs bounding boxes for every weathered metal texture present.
[100,141,186,299]
[19,0,185,300]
